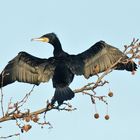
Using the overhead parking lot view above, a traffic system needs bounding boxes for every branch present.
[0,133,20,139]
[1,39,140,123]
[0,39,140,138]
[0,102,76,123]
[0,72,5,117]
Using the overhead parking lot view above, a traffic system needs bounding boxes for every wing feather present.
[68,41,137,78]
[0,52,55,87]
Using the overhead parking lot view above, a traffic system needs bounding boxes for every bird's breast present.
[52,62,74,88]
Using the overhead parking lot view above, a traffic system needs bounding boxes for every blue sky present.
[0,0,140,140]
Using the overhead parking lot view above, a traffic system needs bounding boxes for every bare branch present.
[0,39,140,138]
[0,72,5,117]
[0,133,20,139]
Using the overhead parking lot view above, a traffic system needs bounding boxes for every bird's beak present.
[31,37,49,42]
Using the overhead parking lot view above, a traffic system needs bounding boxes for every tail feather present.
[116,61,137,71]
[51,87,75,105]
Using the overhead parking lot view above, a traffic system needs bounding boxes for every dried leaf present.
[31,114,39,122]
[22,125,32,132]
[24,116,31,122]
[127,49,134,54]
[13,113,22,118]
[136,55,140,59]
[32,117,39,123]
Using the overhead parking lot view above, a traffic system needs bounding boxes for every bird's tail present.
[51,87,75,106]
[116,61,137,71]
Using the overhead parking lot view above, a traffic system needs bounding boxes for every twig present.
[0,133,20,139]
[18,85,36,107]
[6,85,35,116]
[0,101,77,123]
[0,72,5,117]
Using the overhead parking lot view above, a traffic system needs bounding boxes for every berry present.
[105,115,110,120]
[94,113,99,119]
[108,92,113,97]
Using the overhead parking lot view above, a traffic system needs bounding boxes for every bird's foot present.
[46,103,54,110]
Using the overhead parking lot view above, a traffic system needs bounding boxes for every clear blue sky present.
[0,0,140,140]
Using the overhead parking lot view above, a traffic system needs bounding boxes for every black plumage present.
[0,33,137,105]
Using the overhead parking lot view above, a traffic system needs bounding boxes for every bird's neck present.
[52,38,65,57]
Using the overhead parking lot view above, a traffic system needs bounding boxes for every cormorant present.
[0,33,137,105]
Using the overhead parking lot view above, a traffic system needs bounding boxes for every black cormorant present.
[0,33,137,105]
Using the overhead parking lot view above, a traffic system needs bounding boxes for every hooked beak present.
[31,37,49,42]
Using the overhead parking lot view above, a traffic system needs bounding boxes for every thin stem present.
[0,72,5,117]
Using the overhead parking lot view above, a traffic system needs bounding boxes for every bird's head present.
[31,33,57,44]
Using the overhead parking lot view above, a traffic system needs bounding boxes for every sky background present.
[0,0,140,140]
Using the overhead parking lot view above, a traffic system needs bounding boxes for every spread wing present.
[67,41,137,79]
[0,52,56,87]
